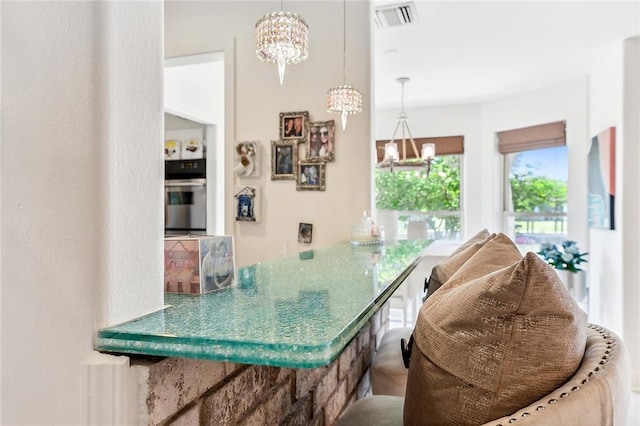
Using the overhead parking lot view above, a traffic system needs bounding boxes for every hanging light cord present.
[400,80,406,115]
[342,0,346,85]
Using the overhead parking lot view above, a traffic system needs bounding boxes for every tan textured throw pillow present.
[424,228,495,298]
[404,237,588,426]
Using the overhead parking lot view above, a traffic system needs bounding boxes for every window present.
[499,121,568,249]
[374,136,463,240]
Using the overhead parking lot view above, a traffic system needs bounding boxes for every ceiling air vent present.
[375,2,418,28]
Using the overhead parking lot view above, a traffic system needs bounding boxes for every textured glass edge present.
[96,339,334,368]
[95,258,419,368]
[96,334,335,369]
[95,240,428,368]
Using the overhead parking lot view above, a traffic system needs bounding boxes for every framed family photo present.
[307,120,335,162]
[298,223,313,244]
[297,161,326,191]
[280,111,308,140]
[271,140,298,180]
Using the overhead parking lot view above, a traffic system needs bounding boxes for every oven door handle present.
[165,181,206,188]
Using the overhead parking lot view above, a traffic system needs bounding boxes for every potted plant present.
[537,241,588,304]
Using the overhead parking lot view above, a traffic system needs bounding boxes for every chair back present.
[407,221,428,240]
[483,324,630,425]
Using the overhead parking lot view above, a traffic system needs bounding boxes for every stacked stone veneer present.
[131,302,391,425]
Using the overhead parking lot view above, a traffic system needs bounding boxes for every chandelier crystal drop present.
[255,10,309,85]
[327,85,363,131]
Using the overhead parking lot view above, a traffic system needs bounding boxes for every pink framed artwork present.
[588,126,616,229]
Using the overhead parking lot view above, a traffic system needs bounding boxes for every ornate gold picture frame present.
[297,161,326,191]
[271,140,298,180]
[307,120,335,162]
[280,111,309,141]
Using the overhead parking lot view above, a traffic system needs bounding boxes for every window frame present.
[374,150,464,241]
[500,121,568,244]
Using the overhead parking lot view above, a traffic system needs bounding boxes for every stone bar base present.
[131,302,391,425]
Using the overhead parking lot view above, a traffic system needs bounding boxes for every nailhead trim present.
[484,324,619,426]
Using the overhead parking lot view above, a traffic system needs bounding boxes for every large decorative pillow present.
[424,228,496,299]
[404,235,588,425]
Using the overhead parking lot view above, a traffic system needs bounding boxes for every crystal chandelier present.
[255,2,309,85]
[327,0,362,131]
[377,77,435,174]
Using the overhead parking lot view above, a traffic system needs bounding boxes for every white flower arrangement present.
[537,240,588,273]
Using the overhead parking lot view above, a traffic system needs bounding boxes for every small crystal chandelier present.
[378,77,435,175]
[327,0,362,131]
[255,1,309,85]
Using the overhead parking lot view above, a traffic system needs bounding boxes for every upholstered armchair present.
[337,323,630,425]
[338,230,631,425]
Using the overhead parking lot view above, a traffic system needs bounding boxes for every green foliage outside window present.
[509,169,567,213]
[508,158,568,238]
[374,154,568,240]
[375,156,461,236]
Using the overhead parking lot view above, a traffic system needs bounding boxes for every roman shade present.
[497,121,566,154]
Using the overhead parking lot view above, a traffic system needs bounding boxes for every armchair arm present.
[484,324,630,426]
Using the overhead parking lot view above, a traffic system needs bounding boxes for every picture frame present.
[271,140,298,180]
[297,161,326,191]
[181,138,204,160]
[298,223,313,244]
[164,139,181,160]
[199,235,236,293]
[307,120,336,162]
[164,235,236,294]
[280,111,309,140]
[588,126,616,230]
[233,185,261,222]
[234,141,260,178]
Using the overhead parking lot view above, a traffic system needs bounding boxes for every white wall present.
[165,1,373,267]
[482,77,590,245]
[1,2,163,424]
[588,36,640,390]
[587,40,625,334]
[164,54,223,125]
[622,36,640,391]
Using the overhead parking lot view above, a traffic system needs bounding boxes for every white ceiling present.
[374,1,640,110]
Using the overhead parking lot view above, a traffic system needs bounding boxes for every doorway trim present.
[165,39,235,235]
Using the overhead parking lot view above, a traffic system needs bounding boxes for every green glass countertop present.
[96,240,429,368]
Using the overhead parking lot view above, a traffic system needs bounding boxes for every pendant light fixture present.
[327,0,362,131]
[255,1,309,85]
[377,77,435,174]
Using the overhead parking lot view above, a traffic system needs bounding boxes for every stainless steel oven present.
[165,159,207,236]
